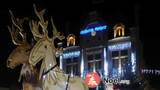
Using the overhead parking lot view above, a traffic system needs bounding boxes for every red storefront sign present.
[84,72,100,88]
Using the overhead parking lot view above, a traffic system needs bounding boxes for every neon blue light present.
[80,28,94,35]
[108,42,131,51]
[60,55,63,69]
[81,49,84,77]
[63,51,80,59]
[104,47,108,76]
[80,25,107,35]
[131,52,136,73]
[95,25,107,31]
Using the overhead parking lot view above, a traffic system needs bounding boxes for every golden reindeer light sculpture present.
[7,10,42,90]
[29,5,88,90]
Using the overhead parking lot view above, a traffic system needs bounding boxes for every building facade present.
[58,12,143,89]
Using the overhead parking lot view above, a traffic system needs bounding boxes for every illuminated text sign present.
[80,25,107,35]
[80,21,107,35]
[63,51,80,59]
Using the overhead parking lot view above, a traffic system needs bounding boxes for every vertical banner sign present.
[84,72,100,88]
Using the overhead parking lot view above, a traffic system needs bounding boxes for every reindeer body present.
[29,5,88,90]
[7,42,42,90]
[7,10,42,90]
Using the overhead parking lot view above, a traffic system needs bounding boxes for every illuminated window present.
[65,52,80,76]
[113,59,119,69]
[66,58,72,64]
[111,49,129,78]
[88,62,94,71]
[66,65,71,74]
[121,57,130,79]
[112,51,119,57]
[73,64,78,75]
[66,59,79,76]
[73,57,79,63]
[87,55,94,61]
[67,34,76,46]
[95,54,101,59]
[114,23,125,38]
[87,53,102,72]
[95,61,101,70]
[121,50,128,56]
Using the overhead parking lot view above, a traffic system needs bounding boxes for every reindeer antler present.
[8,25,21,45]
[9,10,28,32]
[51,17,65,40]
[29,20,42,40]
[30,4,49,40]
[33,4,48,35]
[51,17,57,35]
[8,10,27,45]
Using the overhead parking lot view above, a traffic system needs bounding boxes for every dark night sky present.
[0,0,160,88]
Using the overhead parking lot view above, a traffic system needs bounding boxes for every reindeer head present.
[29,5,65,79]
[7,10,32,69]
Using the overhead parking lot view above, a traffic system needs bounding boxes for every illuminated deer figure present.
[6,10,42,90]
[29,5,88,90]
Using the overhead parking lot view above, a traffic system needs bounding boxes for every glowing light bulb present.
[43,75,46,79]
[49,64,52,67]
